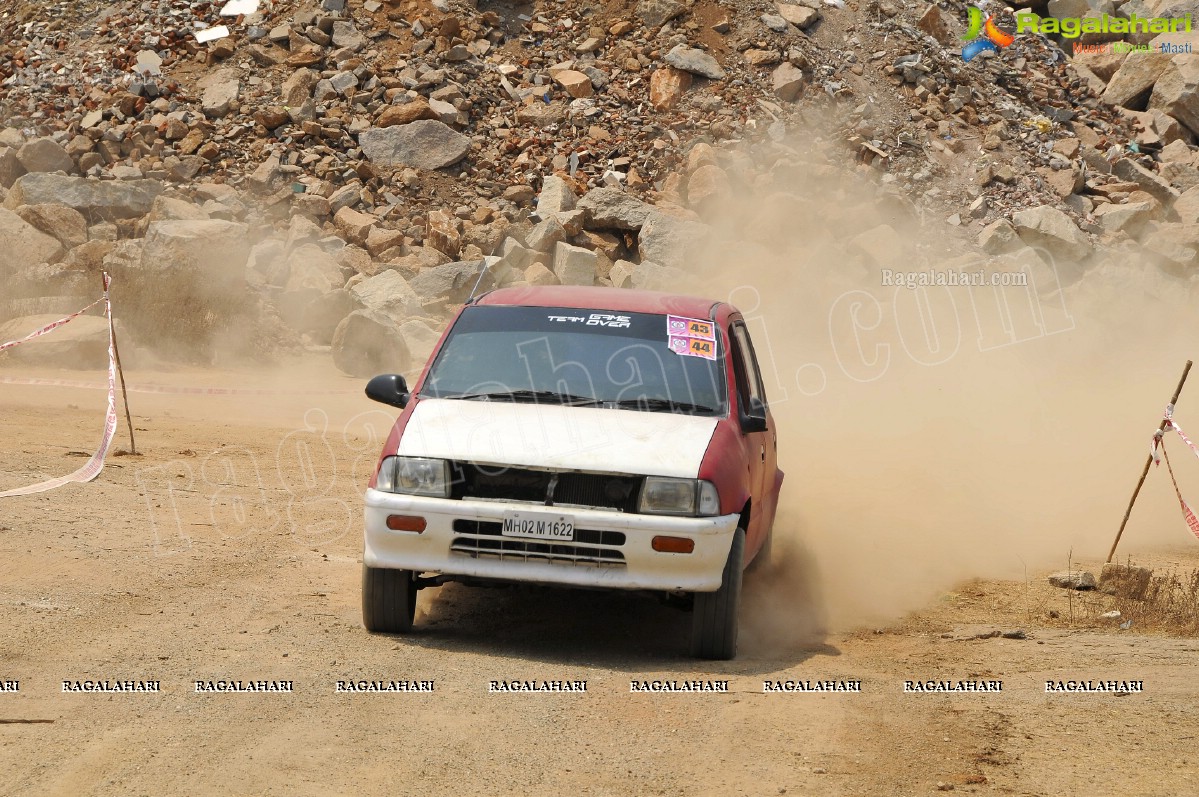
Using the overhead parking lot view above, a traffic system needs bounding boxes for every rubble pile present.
[0,0,1193,371]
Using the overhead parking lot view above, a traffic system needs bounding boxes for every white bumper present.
[363,488,739,592]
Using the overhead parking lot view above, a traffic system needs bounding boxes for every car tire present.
[362,564,417,633]
[690,527,744,660]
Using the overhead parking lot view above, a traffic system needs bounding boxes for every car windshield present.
[420,305,728,416]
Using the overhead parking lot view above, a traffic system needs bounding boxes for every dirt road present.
[2,361,1197,796]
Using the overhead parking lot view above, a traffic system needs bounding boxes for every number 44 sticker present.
[666,315,717,360]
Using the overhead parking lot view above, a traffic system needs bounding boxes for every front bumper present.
[363,488,740,592]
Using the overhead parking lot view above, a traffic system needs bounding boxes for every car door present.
[727,320,777,559]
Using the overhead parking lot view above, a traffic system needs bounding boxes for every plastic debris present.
[194,25,231,43]
[220,0,260,15]
[1025,115,1053,133]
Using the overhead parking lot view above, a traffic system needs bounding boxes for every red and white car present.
[361,286,782,659]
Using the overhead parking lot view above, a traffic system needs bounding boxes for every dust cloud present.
[688,128,1199,634]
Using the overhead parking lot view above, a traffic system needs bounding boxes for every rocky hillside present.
[0,0,1194,372]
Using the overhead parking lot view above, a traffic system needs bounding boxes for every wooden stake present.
[103,273,137,455]
[1106,359,1193,563]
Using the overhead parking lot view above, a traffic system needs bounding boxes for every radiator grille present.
[451,463,641,513]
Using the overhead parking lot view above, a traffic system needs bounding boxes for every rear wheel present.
[362,565,417,633]
[690,528,744,660]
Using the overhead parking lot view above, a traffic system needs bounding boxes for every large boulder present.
[140,220,250,285]
[383,245,451,276]
[1093,201,1153,235]
[0,147,27,188]
[5,173,164,219]
[409,259,495,305]
[636,0,685,28]
[426,209,462,257]
[577,187,653,230]
[609,259,635,288]
[1142,222,1199,274]
[650,66,692,111]
[276,244,353,343]
[202,78,240,119]
[663,45,726,80]
[772,62,805,102]
[399,319,441,363]
[146,195,210,222]
[0,208,64,281]
[637,210,711,270]
[776,3,820,29]
[348,270,425,322]
[376,98,439,127]
[848,224,907,266]
[299,289,356,345]
[537,175,577,217]
[16,204,88,250]
[280,68,320,106]
[334,206,377,245]
[1175,184,1199,224]
[285,244,345,295]
[331,20,367,49]
[359,121,471,170]
[1101,52,1170,109]
[1112,157,1181,204]
[553,242,597,286]
[686,164,731,209]
[116,219,253,357]
[1011,205,1092,262]
[977,219,1023,254]
[16,138,74,174]
[525,216,568,252]
[1149,56,1199,136]
[630,260,688,290]
[332,309,411,377]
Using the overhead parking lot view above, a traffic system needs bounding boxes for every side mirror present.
[742,396,768,434]
[365,374,410,409]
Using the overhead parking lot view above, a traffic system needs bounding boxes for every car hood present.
[397,398,719,479]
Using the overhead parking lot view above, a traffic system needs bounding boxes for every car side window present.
[730,323,767,409]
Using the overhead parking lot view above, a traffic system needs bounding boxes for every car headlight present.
[376,456,450,497]
[639,477,720,517]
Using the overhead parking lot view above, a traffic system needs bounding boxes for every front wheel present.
[690,528,744,660]
[362,565,417,633]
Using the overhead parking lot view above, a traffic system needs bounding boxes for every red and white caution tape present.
[0,376,356,396]
[0,277,119,498]
[1152,404,1199,541]
[0,296,105,353]
[1160,445,1199,541]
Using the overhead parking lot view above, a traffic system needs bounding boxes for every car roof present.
[474,285,723,319]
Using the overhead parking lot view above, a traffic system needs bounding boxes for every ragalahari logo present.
[962,6,1016,61]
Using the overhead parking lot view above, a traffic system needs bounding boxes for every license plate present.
[501,512,575,541]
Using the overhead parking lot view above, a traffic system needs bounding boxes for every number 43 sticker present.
[667,315,717,361]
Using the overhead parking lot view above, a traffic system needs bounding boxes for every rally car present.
[361,285,782,659]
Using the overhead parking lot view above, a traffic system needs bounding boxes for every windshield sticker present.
[667,315,715,341]
[586,313,632,328]
[546,313,632,327]
[668,335,718,360]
